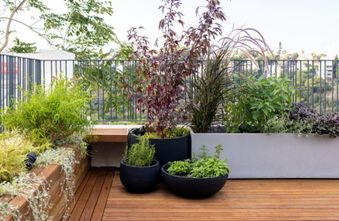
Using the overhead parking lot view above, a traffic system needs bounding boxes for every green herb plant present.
[123,136,156,167]
[226,76,292,132]
[167,144,230,178]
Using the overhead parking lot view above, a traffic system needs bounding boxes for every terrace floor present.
[67,168,339,221]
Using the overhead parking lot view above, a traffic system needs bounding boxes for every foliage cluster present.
[190,51,228,133]
[2,78,91,145]
[36,148,77,220]
[226,76,292,133]
[145,126,191,139]
[0,147,80,221]
[0,131,49,183]
[167,145,230,178]
[123,136,155,167]
[0,172,50,221]
[0,0,118,59]
[260,102,339,137]
[128,0,226,138]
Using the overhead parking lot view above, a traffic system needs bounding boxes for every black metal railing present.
[1,54,339,123]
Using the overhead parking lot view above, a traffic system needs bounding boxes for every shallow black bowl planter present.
[120,160,160,193]
[128,127,191,167]
[161,163,228,198]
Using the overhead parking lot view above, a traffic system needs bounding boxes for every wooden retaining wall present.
[2,150,90,221]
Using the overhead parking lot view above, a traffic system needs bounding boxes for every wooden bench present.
[90,125,140,143]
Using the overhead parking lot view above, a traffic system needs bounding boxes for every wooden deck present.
[68,168,339,221]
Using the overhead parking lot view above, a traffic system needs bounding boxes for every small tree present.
[128,0,226,138]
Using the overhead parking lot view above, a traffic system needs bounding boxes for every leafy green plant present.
[0,131,49,182]
[123,136,155,167]
[2,77,91,144]
[167,161,191,176]
[167,144,230,178]
[190,157,229,178]
[226,76,292,132]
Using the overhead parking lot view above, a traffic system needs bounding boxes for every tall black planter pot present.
[120,160,160,193]
[128,127,192,167]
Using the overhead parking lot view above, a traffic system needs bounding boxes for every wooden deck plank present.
[103,176,339,221]
[79,168,108,221]
[67,168,99,221]
[91,168,115,221]
[68,168,339,221]
[68,168,92,214]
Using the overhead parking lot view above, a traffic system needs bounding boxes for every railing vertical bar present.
[122,60,125,120]
[97,60,100,121]
[324,61,327,112]
[299,60,302,103]
[102,60,105,121]
[89,60,93,121]
[331,61,334,112]
[319,61,323,114]
[109,60,113,121]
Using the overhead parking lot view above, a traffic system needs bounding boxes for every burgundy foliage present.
[128,0,226,138]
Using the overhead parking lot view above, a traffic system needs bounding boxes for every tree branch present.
[0,16,54,49]
[0,0,28,53]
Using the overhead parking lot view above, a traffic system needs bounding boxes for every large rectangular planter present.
[192,133,339,178]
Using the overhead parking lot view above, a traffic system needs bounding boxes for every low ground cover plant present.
[167,145,230,178]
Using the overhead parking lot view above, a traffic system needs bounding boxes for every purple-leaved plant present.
[128,0,226,138]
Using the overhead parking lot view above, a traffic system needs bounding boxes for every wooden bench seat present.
[90,125,140,143]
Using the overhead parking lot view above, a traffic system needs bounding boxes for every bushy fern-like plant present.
[2,77,91,144]
[123,136,155,167]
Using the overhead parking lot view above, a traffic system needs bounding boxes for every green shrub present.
[226,76,292,132]
[2,78,91,144]
[0,131,49,182]
[167,144,230,178]
[123,136,155,167]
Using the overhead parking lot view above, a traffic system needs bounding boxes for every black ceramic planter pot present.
[120,160,160,193]
[161,163,228,198]
[128,127,191,167]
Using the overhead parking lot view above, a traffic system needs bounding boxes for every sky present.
[6,0,339,57]
[109,0,339,57]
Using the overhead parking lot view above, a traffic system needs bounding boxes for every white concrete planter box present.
[192,133,339,178]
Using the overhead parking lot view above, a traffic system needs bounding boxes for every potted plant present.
[161,144,230,198]
[120,136,160,193]
[127,0,226,166]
